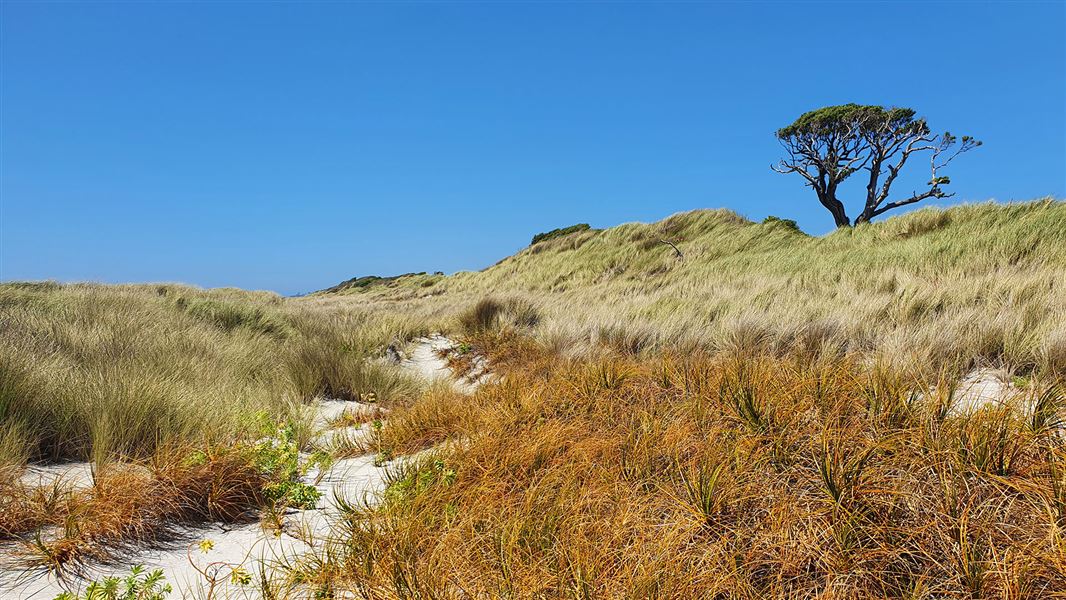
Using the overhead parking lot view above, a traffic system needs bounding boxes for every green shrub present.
[253,423,322,510]
[761,215,802,233]
[531,223,592,245]
[53,565,171,600]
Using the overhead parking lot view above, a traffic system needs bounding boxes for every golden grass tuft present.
[7,446,268,573]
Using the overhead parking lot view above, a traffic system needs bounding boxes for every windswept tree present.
[773,104,980,227]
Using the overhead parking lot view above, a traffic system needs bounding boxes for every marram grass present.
[0,282,426,467]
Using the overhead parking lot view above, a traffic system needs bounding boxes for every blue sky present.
[2,1,1063,295]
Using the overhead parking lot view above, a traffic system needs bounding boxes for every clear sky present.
[2,1,1063,295]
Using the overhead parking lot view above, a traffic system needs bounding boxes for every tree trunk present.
[818,192,851,228]
[854,209,875,225]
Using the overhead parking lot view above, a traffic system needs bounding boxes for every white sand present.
[950,368,1020,413]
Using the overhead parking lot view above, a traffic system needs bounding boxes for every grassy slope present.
[325,199,1066,374]
[2,199,1064,594]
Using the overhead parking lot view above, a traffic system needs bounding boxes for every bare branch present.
[870,187,952,219]
[659,239,684,261]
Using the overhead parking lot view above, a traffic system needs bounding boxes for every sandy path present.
[0,336,466,600]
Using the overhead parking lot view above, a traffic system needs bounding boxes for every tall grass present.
[0,283,423,467]
[326,199,1066,376]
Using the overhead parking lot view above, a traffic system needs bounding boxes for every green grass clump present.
[179,297,290,338]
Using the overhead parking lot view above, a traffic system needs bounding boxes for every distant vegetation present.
[318,272,443,295]
[530,222,593,245]
[760,214,803,233]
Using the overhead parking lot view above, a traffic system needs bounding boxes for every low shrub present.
[53,565,171,600]
[530,223,592,245]
[761,215,802,233]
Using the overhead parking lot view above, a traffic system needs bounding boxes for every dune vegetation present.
[286,329,1066,598]
[0,282,424,571]
[1,199,1064,597]
[327,199,1066,378]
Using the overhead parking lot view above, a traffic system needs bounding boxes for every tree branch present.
[659,239,684,260]
[869,188,952,219]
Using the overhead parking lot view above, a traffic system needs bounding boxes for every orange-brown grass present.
[373,387,476,458]
[296,340,1066,598]
[11,445,264,574]
[0,468,67,539]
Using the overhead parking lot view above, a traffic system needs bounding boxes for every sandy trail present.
[0,336,467,600]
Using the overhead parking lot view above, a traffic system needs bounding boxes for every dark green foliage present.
[333,275,387,290]
[761,216,803,233]
[777,104,923,139]
[531,223,592,245]
[319,272,429,294]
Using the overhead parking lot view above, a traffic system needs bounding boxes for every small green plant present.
[374,448,394,467]
[720,375,768,434]
[816,438,876,505]
[678,461,726,526]
[253,423,322,510]
[263,479,321,510]
[190,539,254,598]
[383,458,456,505]
[53,565,172,600]
[229,567,252,586]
